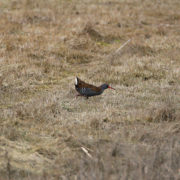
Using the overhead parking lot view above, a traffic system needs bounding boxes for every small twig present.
[81,147,93,159]
[115,39,131,53]
[84,146,93,152]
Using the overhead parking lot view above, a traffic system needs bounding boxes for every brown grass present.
[0,0,180,179]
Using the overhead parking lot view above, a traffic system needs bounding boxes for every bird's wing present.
[75,77,101,92]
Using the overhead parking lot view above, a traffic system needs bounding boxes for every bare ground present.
[0,0,180,179]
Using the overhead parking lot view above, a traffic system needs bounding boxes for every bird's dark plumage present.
[75,77,115,99]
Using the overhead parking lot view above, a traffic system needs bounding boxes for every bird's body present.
[75,77,115,99]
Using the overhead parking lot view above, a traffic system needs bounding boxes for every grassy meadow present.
[0,0,180,179]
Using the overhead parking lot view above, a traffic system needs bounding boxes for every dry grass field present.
[0,0,180,179]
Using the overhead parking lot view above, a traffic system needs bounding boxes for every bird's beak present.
[108,86,115,90]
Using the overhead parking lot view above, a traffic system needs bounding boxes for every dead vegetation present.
[0,0,180,179]
[77,136,180,180]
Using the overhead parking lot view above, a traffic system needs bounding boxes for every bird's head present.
[100,84,115,90]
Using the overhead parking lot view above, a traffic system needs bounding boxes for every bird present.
[75,77,115,99]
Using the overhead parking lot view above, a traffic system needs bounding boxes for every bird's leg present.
[76,94,83,98]
[86,96,89,99]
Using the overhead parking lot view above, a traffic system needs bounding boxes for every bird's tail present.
[75,77,78,86]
